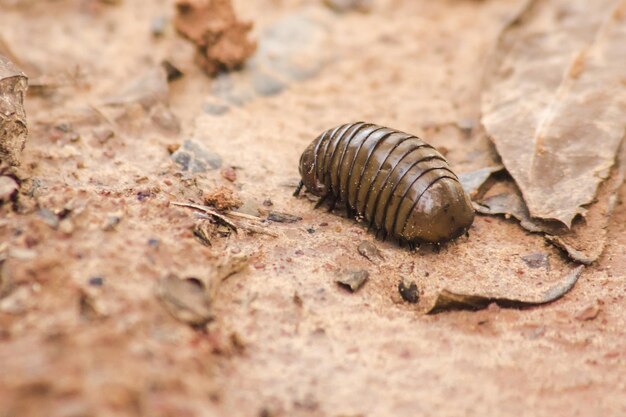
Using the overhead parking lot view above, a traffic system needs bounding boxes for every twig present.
[171,202,238,231]
[237,221,278,237]
[226,210,263,222]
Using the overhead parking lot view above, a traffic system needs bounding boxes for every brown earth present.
[0,1,624,416]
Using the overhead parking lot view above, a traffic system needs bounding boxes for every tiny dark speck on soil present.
[88,276,104,286]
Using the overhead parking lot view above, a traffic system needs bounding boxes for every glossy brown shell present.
[297,122,475,243]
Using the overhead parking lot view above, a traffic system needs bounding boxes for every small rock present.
[398,279,419,304]
[58,218,74,235]
[262,199,273,207]
[0,176,18,202]
[93,128,115,144]
[102,215,122,231]
[237,198,261,216]
[161,60,184,82]
[357,240,384,264]
[251,70,285,96]
[171,139,222,173]
[336,269,369,292]
[88,276,104,287]
[456,118,475,137]
[37,208,59,229]
[575,303,601,321]
[151,15,168,37]
[221,166,237,182]
[521,252,549,269]
[203,102,230,115]
[323,0,372,12]
[267,211,302,223]
[151,104,181,133]
[79,289,108,321]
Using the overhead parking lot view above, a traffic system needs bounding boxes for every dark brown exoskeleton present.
[294,122,474,244]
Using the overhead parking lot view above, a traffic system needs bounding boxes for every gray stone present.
[521,252,550,269]
[251,71,286,96]
[171,139,222,174]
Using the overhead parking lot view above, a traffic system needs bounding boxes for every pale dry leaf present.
[0,54,28,166]
[475,138,626,264]
[482,0,626,226]
[426,265,582,314]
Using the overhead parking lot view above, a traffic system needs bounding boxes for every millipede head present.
[298,141,327,197]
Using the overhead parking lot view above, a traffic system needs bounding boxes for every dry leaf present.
[476,141,626,264]
[458,165,504,199]
[0,54,28,166]
[427,266,583,314]
[157,253,248,326]
[482,0,626,226]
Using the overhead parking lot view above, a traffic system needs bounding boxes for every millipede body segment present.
[295,122,475,244]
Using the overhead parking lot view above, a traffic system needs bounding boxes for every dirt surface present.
[0,1,625,416]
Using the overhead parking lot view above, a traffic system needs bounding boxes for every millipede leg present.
[327,197,338,213]
[293,180,304,197]
[314,193,329,209]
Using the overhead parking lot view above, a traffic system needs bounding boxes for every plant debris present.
[0,55,28,166]
[158,274,214,326]
[336,269,369,293]
[204,186,242,211]
[193,221,214,246]
[267,211,302,223]
[174,0,256,76]
[357,240,384,265]
[476,141,626,264]
[458,165,504,199]
[427,266,583,314]
[482,0,626,226]
[158,253,248,326]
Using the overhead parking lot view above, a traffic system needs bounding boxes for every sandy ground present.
[0,0,625,416]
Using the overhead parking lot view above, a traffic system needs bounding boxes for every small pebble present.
[221,167,237,182]
[336,269,369,292]
[37,208,60,229]
[576,303,601,321]
[521,252,549,269]
[262,199,273,207]
[161,60,183,82]
[151,15,168,37]
[88,277,104,287]
[171,139,222,173]
[398,279,419,304]
[102,215,122,231]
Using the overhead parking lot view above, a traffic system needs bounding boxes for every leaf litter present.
[0,55,28,166]
[482,0,626,227]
